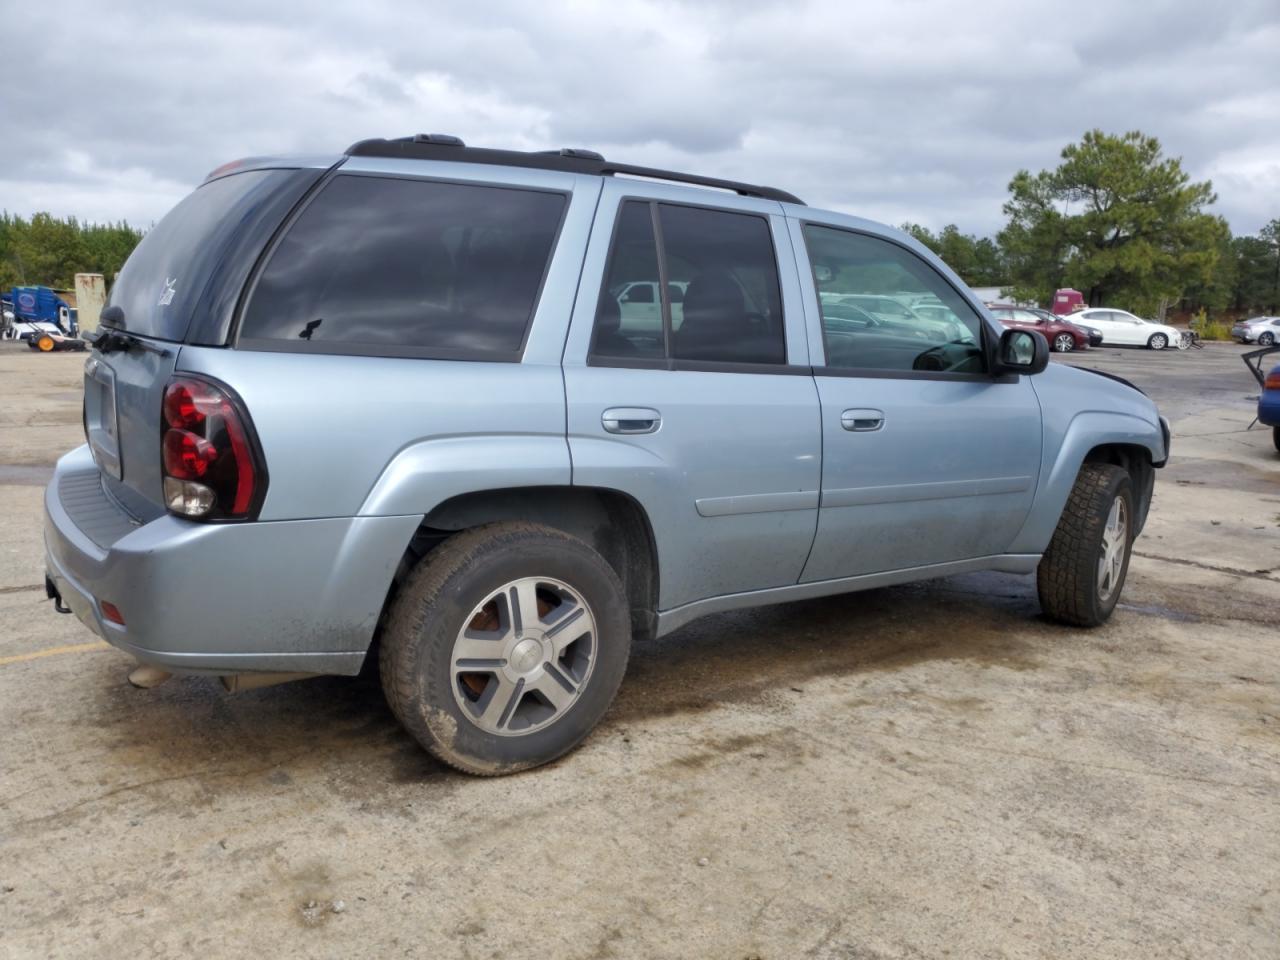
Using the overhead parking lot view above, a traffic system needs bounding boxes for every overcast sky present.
[4,0,1278,237]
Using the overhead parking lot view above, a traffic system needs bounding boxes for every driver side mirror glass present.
[996,328,1048,375]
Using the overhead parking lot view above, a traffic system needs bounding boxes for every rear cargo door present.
[84,344,180,514]
[86,167,320,510]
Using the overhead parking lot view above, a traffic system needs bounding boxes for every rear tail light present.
[161,376,266,520]
[1266,370,1280,391]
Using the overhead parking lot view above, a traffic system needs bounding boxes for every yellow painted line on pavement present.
[0,641,111,666]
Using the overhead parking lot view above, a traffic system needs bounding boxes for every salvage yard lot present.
[1,341,1277,958]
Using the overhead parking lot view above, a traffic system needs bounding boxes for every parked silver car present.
[44,136,1170,774]
[1231,316,1280,345]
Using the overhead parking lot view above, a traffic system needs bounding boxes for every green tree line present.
[904,131,1279,318]
[0,212,143,292]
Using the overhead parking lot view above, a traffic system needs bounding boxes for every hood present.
[1030,360,1161,427]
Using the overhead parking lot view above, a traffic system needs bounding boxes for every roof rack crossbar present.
[343,138,804,205]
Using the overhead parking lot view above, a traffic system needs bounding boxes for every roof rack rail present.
[343,137,804,205]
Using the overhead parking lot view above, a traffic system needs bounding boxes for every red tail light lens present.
[1265,370,1280,391]
[163,429,217,479]
[161,376,266,520]
[163,382,207,430]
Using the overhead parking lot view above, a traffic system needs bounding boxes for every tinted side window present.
[660,204,785,365]
[109,170,297,342]
[593,201,664,359]
[803,225,985,375]
[590,200,786,366]
[241,175,565,359]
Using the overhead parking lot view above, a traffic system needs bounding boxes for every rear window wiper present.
[85,307,171,357]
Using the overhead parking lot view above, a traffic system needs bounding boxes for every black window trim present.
[586,195,793,373]
[231,169,571,363]
[798,219,1009,383]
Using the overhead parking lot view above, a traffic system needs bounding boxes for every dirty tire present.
[380,522,630,776]
[1036,463,1133,627]
[1147,333,1167,350]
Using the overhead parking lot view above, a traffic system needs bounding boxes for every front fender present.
[1008,410,1164,554]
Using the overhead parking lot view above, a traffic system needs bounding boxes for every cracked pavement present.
[0,340,1277,959]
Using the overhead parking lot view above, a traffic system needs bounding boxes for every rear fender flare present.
[358,435,572,518]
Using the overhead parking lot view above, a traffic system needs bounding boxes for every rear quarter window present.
[108,170,301,342]
[238,174,567,360]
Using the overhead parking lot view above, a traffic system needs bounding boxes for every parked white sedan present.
[1073,308,1183,350]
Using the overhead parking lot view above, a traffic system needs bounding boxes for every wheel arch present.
[1009,412,1163,554]
[386,486,660,645]
[1083,442,1156,534]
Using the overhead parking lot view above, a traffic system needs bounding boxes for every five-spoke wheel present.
[1096,496,1127,604]
[450,577,597,736]
[381,522,630,775]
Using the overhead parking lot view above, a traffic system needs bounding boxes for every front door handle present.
[841,408,884,432]
[602,407,662,435]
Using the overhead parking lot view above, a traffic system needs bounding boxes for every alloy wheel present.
[1096,496,1128,603]
[450,576,597,736]
[1054,333,1074,352]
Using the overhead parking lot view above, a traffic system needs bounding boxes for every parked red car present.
[988,305,1092,352]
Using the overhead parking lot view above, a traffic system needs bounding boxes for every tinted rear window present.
[239,174,567,360]
[108,170,296,342]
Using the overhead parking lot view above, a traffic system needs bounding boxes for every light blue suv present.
[44,135,1171,774]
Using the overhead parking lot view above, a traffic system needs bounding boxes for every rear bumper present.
[43,445,420,676]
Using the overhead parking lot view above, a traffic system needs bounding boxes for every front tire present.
[1037,463,1134,627]
[380,522,631,775]
[1260,332,1276,347]
[1053,333,1075,352]
[1147,333,1168,350]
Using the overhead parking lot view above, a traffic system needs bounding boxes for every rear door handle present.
[602,407,662,435]
[841,408,884,432]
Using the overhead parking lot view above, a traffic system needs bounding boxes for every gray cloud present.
[3,0,1277,235]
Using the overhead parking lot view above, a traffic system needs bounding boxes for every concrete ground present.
[0,340,1276,959]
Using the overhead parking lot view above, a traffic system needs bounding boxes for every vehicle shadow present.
[80,571,1047,784]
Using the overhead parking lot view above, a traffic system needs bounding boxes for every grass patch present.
[1190,309,1232,341]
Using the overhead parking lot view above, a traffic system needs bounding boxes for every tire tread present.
[380,522,628,776]
[1036,463,1131,627]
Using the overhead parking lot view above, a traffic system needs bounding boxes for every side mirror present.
[994,328,1048,376]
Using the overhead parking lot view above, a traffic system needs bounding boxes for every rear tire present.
[1147,333,1168,350]
[1273,426,1280,455]
[380,522,631,776]
[36,335,55,352]
[1037,463,1134,627]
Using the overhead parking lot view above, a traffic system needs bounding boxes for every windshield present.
[107,170,295,341]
